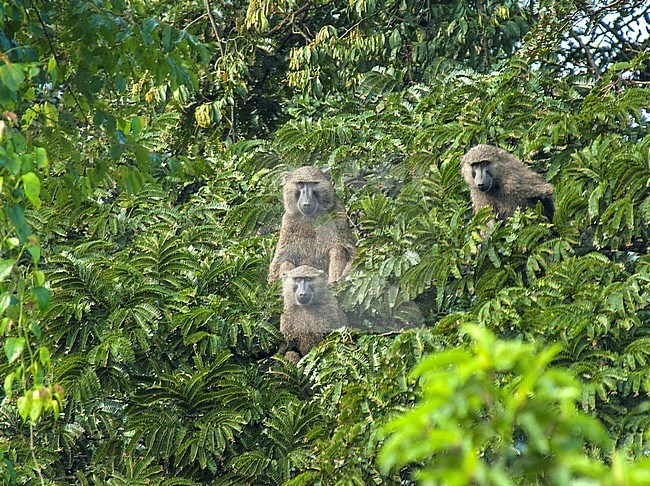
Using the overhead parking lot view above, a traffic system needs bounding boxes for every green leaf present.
[34,147,48,169]
[27,242,41,263]
[131,116,142,137]
[4,337,25,363]
[110,143,124,160]
[4,373,14,398]
[30,320,42,340]
[34,270,45,286]
[7,203,30,241]
[4,154,20,174]
[17,395,29,421]
[0,292,11,314]
[39,346,50,366]
[31,286,51,311]
[30,390,43,421]
[21,172,41,208]
[0,63,25,92]
[0,259,14,281]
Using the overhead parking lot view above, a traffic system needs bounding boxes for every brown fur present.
[283,350,301,365]
[461,144,554,221]
[279,265,348,361]
[269,166,356,284]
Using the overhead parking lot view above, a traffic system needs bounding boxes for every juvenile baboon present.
[268,166,356,284]
[279,265,348,362]
[461,144,554,222]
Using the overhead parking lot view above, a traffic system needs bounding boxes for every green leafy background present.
[1,0,649,484]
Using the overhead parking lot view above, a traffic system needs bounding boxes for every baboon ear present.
[282,171,292,183]
[280,270,289,280]
[321,169,332,181]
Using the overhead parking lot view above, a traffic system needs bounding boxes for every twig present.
[204,0,225,57]
[27,1,90,125]
[30,422,46,486]
[267,1,314,37]
[569,31,600,77]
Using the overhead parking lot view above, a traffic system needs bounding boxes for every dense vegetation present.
[1,0,650,484]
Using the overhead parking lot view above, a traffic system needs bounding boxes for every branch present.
[597,19,638,55]
[27,1,90,125]
[569,31,600,77]
[267,1,314,37]
[204,0,225,57]
[477,0,490,69]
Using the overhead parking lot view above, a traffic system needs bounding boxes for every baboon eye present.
[296,182,304,189]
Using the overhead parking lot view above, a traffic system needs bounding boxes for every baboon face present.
[471,159,495,193]
[283,167,334,217]
[462,144,507,194]
[292,276,316,305]
[282,265,326,306]
[295,181,320,216]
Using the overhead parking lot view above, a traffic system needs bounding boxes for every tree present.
[1,0,649,484]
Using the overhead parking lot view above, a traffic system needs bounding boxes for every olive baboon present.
[461,144,554,222]
[268,166,356,284]
[279,265,348,362]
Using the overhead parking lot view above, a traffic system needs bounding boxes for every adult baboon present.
[279,265,348,362]
[268,166,356,284]
[461,144,554,222]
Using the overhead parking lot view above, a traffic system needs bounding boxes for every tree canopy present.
[1,0,650,484]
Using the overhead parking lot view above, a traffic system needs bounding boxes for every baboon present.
[268,166,356,284]
[461,144,554,222]
[279,265,348,362]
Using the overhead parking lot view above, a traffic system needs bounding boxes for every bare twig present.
[569,31,600,77]
[204,0,225,57]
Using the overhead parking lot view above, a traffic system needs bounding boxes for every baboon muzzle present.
[477,181,491,192]
[296,292,313,305]
[298,185,318,215]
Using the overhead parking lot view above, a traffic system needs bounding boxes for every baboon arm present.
[327,245,350,284]
[268,252,295,283]
[268,251,282,282]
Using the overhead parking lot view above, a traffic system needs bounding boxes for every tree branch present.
[27,0,90,125]
[569,31,600,77]
[204,0,225,57]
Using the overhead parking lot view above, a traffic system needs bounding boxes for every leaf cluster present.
[1,0,650,485]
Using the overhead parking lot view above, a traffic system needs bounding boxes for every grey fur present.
[269,166,357,284]
[279,265,348,361]
[461,144,554,222]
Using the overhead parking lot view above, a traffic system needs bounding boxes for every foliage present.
[0,0,649,484]
[285,328,448,484]
[379,325,650,485]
